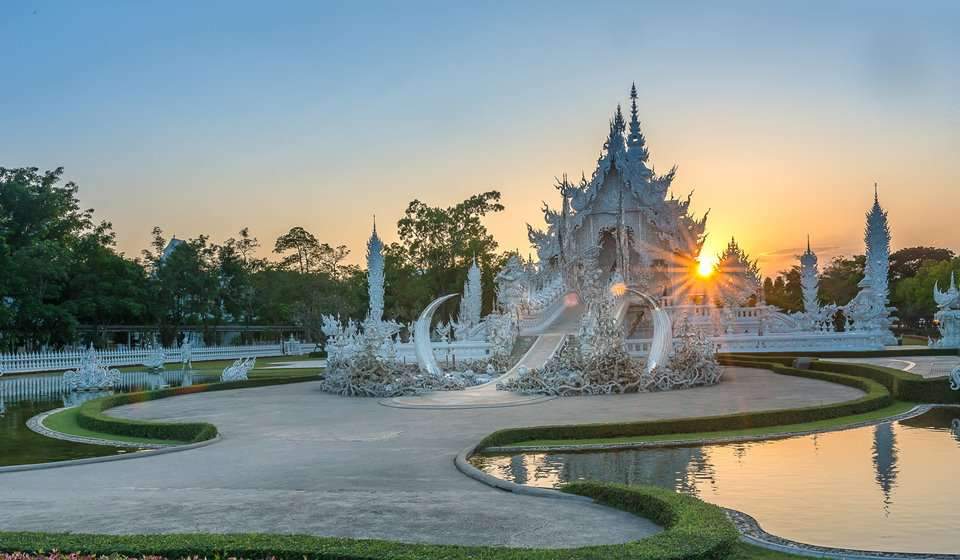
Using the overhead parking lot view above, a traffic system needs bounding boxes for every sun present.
[696,254,717,278]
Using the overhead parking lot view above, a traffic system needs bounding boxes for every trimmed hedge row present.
[476,362,891,449]
[721,347,958,359]
[75,375,320,443]
[811,361,960,404]
[0,482,738,560]
[723,351,960,404]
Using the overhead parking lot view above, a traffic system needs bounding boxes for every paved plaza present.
[0,366,863,548]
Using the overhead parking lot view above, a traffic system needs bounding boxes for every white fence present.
[0,342,316,375]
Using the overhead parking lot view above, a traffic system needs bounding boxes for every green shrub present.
[0,483,738,560]
[477,363,891,449]
[75,375,320,444]
[810,361,960,404]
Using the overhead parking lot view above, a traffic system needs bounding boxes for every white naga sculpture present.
[63,345,121,392]
[221,356,255,382]
[932,273,960,348]
[142,345,165,370]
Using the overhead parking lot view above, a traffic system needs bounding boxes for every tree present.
[762,267,803,312]
[274,226,320,273]
[392,191,505,319]
[889,246,954,283]
[63,222,149,342]
[819,255,865,306]
[892,257,960,328]
[0,167,107,349]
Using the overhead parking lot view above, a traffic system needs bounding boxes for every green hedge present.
[75,375,320,444]
[722,347,958,359]
[0,483,737,560]
[722,352,959,404]
[477,362,891,449]
[810,361,960,404]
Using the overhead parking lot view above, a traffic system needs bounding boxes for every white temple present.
[503,86,897,353]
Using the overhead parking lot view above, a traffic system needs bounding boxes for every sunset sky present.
[3,1,958,276]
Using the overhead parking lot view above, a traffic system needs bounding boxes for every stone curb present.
[728,508,960,560]
[482,404,936,454]
[454,444,593,503]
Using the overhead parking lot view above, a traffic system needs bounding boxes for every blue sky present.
[2,1,958,274]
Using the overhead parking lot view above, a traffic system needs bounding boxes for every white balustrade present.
[0,342,309,375]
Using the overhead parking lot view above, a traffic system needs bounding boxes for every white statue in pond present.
[63,344,121,392]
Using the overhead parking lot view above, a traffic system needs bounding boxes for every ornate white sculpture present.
[414,294,458,377]
[366,218,385,323]
[180,334,196,370]
[495,255,528,313]
[221,356,255,382]
[932,273,960,348]
[950,365,960,391]
[455,257,485,341]
[63,345,121,392]
[142,345,165,370]
[844,186,896,344]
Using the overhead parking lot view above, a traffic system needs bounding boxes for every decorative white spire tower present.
[844,184,896,344]
[863,183,892,304]
[366,217,385,323]
[800,235,820,315]
[459,256,482,329]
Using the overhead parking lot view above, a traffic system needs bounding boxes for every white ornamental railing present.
[0,341,314,375]
[625,331,887,357]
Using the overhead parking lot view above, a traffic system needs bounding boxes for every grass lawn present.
[497,400,917,449]
[42,406,192,446]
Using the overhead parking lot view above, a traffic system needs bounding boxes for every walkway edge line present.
[483,404,935,453]
[0,433,220,474]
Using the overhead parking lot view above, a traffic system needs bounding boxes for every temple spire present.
[627,83,648,162]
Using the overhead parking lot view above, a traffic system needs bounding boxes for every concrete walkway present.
[0,367,863,548]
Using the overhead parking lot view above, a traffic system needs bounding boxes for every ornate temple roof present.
[528,85,709,262]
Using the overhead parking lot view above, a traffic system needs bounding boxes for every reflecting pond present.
[471,407,960,555]
[0,370,218,467]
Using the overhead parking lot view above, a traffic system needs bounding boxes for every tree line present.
[763,246,959,332]
[2,166,954,350]
[0,167,507,351]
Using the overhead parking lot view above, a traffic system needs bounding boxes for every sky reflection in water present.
[472,408,960,554]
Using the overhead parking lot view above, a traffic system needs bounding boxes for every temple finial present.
[372,214,377,234]
[874,182,879,203]
[807,234,811,253]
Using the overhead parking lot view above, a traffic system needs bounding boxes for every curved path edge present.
[460,404,960,560]
[483,404,936,453]
[4,408,220,474]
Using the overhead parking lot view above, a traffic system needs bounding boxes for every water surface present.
[471,407,960,554]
